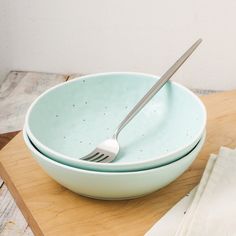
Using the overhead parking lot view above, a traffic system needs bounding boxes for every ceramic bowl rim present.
[25,71,207,170]
[24,130,206,177]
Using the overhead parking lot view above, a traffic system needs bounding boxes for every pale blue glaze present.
[25,72,206,172]
[23,128,206,200]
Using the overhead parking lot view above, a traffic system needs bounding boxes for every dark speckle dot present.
[106,128,109,130]
[140,149,143,152]
[142,134,145,137]
[72,104,75,107]
[184,211,186,214]
[63,136,66,139]
[80,141,83,143]
[153,110,157,112]
[105,106,108,109]
[56,115,59,117]
[125,106,128,109]
[104,113,106,115]
[83,119,86,122]
[83,80,85,83]
[85,101,88,104]
[89,142,92,145]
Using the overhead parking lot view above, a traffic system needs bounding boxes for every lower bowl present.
[23,129,206,200]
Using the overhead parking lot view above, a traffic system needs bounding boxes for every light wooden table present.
[0,71,67,236]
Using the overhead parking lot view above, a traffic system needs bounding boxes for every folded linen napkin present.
[145,188,196,236]
[174,154,217,235]
[146,147,236,236]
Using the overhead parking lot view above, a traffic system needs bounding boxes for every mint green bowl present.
[23,128,206,200]
[25,72,206,172]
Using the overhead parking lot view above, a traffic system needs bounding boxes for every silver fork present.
[80,39,202,163]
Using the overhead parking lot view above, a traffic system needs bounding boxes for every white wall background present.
[0,1,11,82]
[1,0,236,89]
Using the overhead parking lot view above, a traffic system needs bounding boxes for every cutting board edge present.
[0,160,44,236]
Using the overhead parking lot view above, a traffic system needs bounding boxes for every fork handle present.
[113,39,202,139]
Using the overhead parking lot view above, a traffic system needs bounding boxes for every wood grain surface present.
[0,71,68,236]
[0,183,33,236]
[0,90,236,236]
[0,71,67,134]
[0,131,34,236]
[0,131,19,150]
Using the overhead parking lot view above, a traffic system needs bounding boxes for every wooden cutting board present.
[1,90,236,236]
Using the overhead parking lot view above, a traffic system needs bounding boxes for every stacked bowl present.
[24,72,207,200]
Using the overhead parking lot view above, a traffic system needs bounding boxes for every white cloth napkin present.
[145,188,196,236]
[146,147,236,236]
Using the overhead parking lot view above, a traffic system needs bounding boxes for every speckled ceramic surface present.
[25,72,206,172]
[23,128,206,200]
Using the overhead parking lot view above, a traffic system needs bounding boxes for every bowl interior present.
[27,72,206,164]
